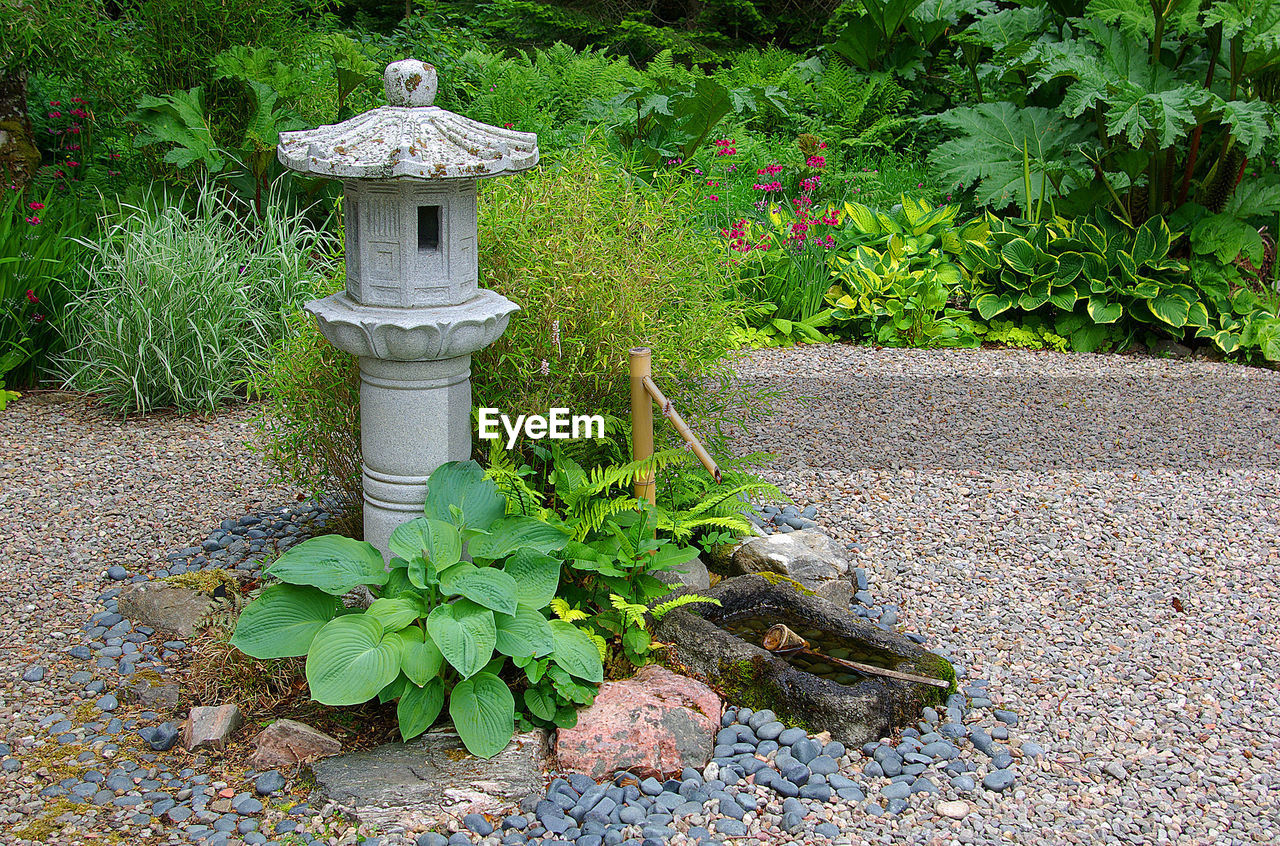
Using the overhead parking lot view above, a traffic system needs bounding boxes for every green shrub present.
[60,190,335,413]
[475,145,756,463]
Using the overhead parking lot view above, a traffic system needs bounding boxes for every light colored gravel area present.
[725,345,1280,844]
[0,395,294,839]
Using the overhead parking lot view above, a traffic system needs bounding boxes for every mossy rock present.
[653,575,954,746]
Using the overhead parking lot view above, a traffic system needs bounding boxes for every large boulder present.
[247,719,342,769]
[653,575,954,747]
[311,729,550,830]
[116,581,215,639]
[554,664,721,780]
[730,530,852,604]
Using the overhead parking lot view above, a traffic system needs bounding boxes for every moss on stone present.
[911,652,957,707]
[755,571,816,596]
[11,796,80,841]
[162,568,240,595]
[707,656,814,733]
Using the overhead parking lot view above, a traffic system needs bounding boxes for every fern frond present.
[610,593,650,629]
[588,631,608,662]
[550,598,588,623]
[650,593,721,621]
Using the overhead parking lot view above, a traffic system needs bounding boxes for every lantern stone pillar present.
[277,60,538,555]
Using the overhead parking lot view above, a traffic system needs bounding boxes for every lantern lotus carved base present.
[306,290,519,361]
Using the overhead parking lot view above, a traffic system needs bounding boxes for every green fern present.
[650,593,721,621]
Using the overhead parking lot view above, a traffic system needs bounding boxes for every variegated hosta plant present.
[230,461,603,758]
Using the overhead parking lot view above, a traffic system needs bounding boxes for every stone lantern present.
[277,60,538,555]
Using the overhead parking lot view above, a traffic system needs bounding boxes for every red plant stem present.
[1178,127,1201,206]
[1234,155,1248,190]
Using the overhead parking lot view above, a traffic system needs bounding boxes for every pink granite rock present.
[554,664,721,779]
[247,718,342,769]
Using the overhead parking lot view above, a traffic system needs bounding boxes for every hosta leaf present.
[973,293,1015,319]
[450,671,516,759]
[398,627,444,686]
[1019,280,1051,311]
[1132,218,1171,266]
[439,563,479,596]
[455,567,520,616]
[427,600,496,678]
[468,517,569,559]
[389,518,462,579]
[1087,297,1124,324]
[548,620,604,684]
[495,607,556,660]
[423,461,507,532]
[1048,286,1079,310]
[523,686,556,721]
[1000,238,1038,275]
[378,673,407,704]
[366,597,419,632]
[1149,295,1191,327]
[266,535,389,595]
[397,678,445,741]
[1055,251,1085,285]
[230,584,338,659]
[502,548,561,609]
[1186,300,1210,329]
[305,614,403,706]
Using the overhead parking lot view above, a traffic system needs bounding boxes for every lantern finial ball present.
[385,60,437,107]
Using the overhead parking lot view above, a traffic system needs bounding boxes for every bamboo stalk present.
[640,375,722,483]
[762,624,950,689]
[629,347,656,504]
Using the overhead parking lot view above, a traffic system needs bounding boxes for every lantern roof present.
[277,60,539,181]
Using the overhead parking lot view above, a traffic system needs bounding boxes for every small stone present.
[97,694,119,712]
[183,704,243,751]
[465,813,494,836]
[1021,742,1045,758]
[1104,761,1127,781]
[982,769,1015,792]
[880,782,910,800]
[148,723,181,751]
[254,771,285,795]
[22,665,45,682]
[814,822,839,839]
[951,775,976,791]
[107,565,128,580]
[937,799,970,819]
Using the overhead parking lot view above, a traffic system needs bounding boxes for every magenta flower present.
[25,215,41,225]
[26,290,39,303]
[28,201,44,211]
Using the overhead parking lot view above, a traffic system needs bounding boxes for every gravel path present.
[1,346,1277,845]
[726,345,1280,844]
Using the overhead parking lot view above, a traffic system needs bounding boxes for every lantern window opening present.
[418,205,441,252]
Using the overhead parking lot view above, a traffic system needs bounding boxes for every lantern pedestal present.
[307,289,519,553]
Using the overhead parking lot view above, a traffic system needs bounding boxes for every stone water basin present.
[654,574,955,746]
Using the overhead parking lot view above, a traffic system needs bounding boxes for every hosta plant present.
[964,212,1205,352]
[230,461,603,758]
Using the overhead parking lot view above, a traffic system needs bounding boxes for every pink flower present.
[503,123,513,128]
[53,170,65,178]
[709,194,720,201]
[48,111,62,118]
[28,201,44,211]
[25,215,41,225]
[49,100,60,106]
[917,182,923,188]
[67,160,79,167]
[806,155,825,168]
[26,290,38,303]
[32,313,45,323]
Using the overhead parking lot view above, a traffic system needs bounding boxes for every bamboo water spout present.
[762,624,950,689]
[629,347,722,505]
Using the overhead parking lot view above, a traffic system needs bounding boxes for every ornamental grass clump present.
[60,189,335,413]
